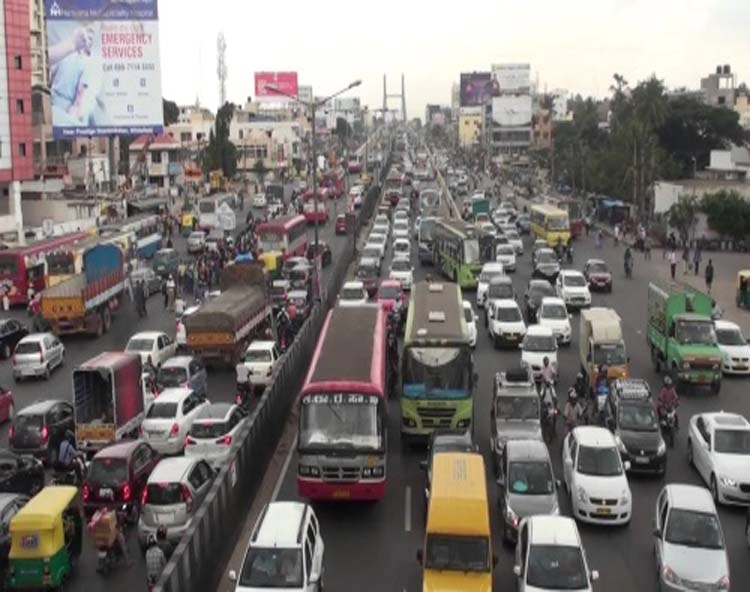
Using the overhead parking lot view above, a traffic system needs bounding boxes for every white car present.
[392,223,409,240]
[393,210,408,224]
[537,297,572,345]
[687,411,750,505]
[126,331,177,368]
[186,231,206,253]
[12,333,65,381]
[372,223,390,239]
[495,244,517,272]
[556,270,592,308]
[504,228,523,255]
[361,244,384,265]
[521,325,558,380]
[373,214,389,229]
[238,340,281,388]
[366,233,387,258]
[176,305,201,350]
[479,221,496,237]
[389,257,413,290]
[476,262,505,308]
[252,193,267,208]
[562,426,632,526]
[487,299,526,350]
[393,238,411,258]
[462,300,477,348]
[514,516,599,592]
[338,281,368,307]
[140,388,210,455]
[714,319,750,375]
[185,403,248,468]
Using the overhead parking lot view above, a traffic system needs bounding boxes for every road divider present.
[424,144,461,219]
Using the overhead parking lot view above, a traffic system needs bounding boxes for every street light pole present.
[310,105,319,250]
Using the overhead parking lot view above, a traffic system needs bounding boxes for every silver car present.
[129,267,162,298]
[156,355,208,398]
[12,333,65,381]
[187,231,206,254]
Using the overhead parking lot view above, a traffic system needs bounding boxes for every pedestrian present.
[162,280,168,309]
[705,259,714,294]
[669,250,677,280]
[693,246,702,275]
[644,236,652,260]
[682,244,690,274]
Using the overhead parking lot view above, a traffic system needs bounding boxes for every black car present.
[524,279,556,323]
[0,450,45,496]
[307,242,332,267]
[583,258,613,292]
[420,430,478,507]
[9,400,75,464]
[0,319,27,360]
[0,493,29,577]
[532,248,561,281]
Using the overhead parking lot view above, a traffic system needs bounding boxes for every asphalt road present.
[266,203,750,591]
[0,183,350,592]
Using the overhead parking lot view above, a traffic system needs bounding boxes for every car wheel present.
[1,344,10,359]
[710,474,719,503]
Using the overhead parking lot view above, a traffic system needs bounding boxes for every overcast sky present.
[159,0,750,117]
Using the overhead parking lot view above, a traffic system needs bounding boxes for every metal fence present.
[155,159,389,592]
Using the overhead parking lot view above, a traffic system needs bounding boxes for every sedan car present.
[0,450,44,496]
[338,281,368,307]
[714,319,750,375]
[185,403,248,468]
[389,257,414,291]
[605,390,666,474]
[556,270,592,309]
[0,319,27,360]
[462,300,477,348]
[140,388,210,455]
[12,333,65,381]
[126,331,177,369]
[516,214,531,234]
[129,267,162,299]
[583,258,613,292]
[495,243,517,272]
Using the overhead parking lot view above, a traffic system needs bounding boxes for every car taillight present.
[217,435,232,445]
[181,484,193,511]
[185,436,195,446]
[235,394,242,405]
[8,426,13,440]
[82,484,90,502]
[170,423,179,436]
[40,426,49,443]
[122,483,131,502]
[141,487,148,506]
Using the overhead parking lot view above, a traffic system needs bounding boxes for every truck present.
[185,261,272,367]
[470,193,490,218]
[579,307,629,388]
[73,351,144,454]
[647,281,722,393]
[41,243,125,336]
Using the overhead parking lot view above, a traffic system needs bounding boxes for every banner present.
[45,0,164,138]
[460,72,492,106]
[492,95,533,126]
[255,72,299,99]
[490,63,531,95]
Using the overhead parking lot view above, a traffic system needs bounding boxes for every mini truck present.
[41,243,125,336]
[579,307,629,388]
[647,281,722,393]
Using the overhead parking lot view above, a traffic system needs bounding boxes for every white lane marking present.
[404,486,412,532]
[272,434,298,501]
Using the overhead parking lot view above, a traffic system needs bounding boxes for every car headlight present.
[456,419,470,428]
[681,361,690,370]
[719,476,737,488]
[657,439,666,455]
[614,434,627,454]
[505,504,519,527]
[371,466,384,478]
[620,489,630,505]
[298,465,320,477]
[663,566,681,586]
[576,486,588,504]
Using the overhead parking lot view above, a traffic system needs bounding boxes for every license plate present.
[635,457,650,464]
[332,489,350,499]
[157,513,174,524]
[99,488,113,498]
[698,375,708,383]
[595,507,611,515]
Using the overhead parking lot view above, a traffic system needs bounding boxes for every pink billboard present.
[254,72,299,99]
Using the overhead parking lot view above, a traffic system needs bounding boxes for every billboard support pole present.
[108,135,116,192]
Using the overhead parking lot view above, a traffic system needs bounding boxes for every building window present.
[180,132,191,142]
[717,96,726,105]
[19,143,27,157]
[151,151,162,163]
[239,130,244,140]
[13,56,22,70]
[15,99,24,114]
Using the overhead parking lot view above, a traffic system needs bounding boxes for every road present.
[254,195,750,591]
[0,183,351,592]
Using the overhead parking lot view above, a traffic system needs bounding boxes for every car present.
[229,501,325,591]
[82,440,160,520]
[0,387,12,424]
[334,214,347,235]
[186,231,206,254]
[495,243,517,272]
[516,213,531,234]
[356,257,380,297]
[281,257,310,280]
[514,516,598,592]
[504,228,523,255]
[361,244,383,265]
[714,319,750,375]
[0,450,44,497]
[286,290,310,319]
[366,233,387,258]
[138,456,215,550]
[524,279,557,323]
[252,193,267,208]
[338,281,368,307]
[140,388,210,455]
[0,320,27,360]
[152,248,179,279]
[372,223,390,240]
[531,240,548,262]
[269,279,291,311]
[373,214,389,228]
[129,267,162,298]
[185,403,248,468]
[487,299,526,349]
[521,326,558,381]
[306,242,332,267]
[653,484,730,592]
[583,258,613,292]
[126,331,177,369]
[556,270,592,309]
[389,257,414,291]
[462,300,477,348]
[532,249,561,281]
[239,341,281,389]
[537,297,572,345]
[481,277,516,328]
[377,280,405,314]
[562,426,632,525]
[480,221,496,237]
[0,493,29,568]
[176,305,200,351]
[156,355,208,398]
[287,263,312,291]
[476,262,505,308]
[500,440,560,544]
[393,210,409,224]
[12,333,64,382]
[392,222,409,240]
[419,430,478,505]
[9,400,74,463]
[687,411,750,505]
[393,238,411,258]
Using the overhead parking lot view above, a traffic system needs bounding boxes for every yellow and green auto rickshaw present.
[181,211,196,237]
[6,486,82,591]
[737,270,750,309]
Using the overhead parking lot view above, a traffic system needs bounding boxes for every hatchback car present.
[583,258,613,292]
[392,223,410,240]
[476,262,505,308]
[487,299,526,349]
[524,279,557,323]
[714,319,750,375]
[138,456,215,549]
[495,243,517,272]
[185,403,248,468]
[156,356,208,398]
[521,326,559,382]
[338,281,368,307]
[186,231,206,254]
[367,233,388,258]
[356,257,380,297]
[537,297,572,345]
[12,333,64,381]
[377,280,405,315]
[0,319,27,360]
[533,249,561,281]
[9,400,74,463]
[126,331,177,368]
[239,341,281,389]
[361,244,383,265]
[0,450,45,497]
[252,193,267,208]
[140,388,210,455]
[393,238,411,258]
[389,257,414,291]
[556,270,592,309]
[129,267,162,299]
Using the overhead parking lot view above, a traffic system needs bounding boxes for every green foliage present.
[668,195,699,242]
[162,98,179,126]
[700,190,750,240]
[201,102,237,178]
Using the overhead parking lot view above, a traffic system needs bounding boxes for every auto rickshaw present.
[180,211,196,236]
[6,485,82,590]
[737,270,750,309]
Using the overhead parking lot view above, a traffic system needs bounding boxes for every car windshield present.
[126,338,154,352]
[537,251,557,264]
[495,306,522,322]
[665,509,724,550]
[391,259,411,272]
[157,367,188,388]
[357,265,377,279]
[488,284,513,300]
[146,402,178,419]
[299,393,382,451]
[378,285,400,299]
[588,262,609,274]
[341,287,365,300]
[674,320,716,346]
[523,335,557,352]
[593,343,627,366]
[508,461,554,495]
[576,445,622,476]
[424,534,489,573]
[495,395,539,420]
[464,239,480,265]
[245,349,272,363]
[88,457,128,485]
[239,548,303,588]
[153,251,174,266]
[363,247,380,258]
[713,429,750,454]
[716,328,746,346]
[564,275,586,287]
[541,304,567,319]
[13,414,42,432]
[497,245,515,255]
[619,403,658,431]
[527,545,588,590]
[394,241,409,251]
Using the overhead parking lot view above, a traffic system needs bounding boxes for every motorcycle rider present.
[563,388,584,433]
[145,531,167,586]
[56,430,85,484]
[539,357,557,406]
[657,376,679,429]
[573,372,588,398]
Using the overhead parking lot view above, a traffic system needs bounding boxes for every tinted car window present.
[190,422,229,439]
[146,403,178,419]
[14,342,41,355]
[146,483,183,505]
[158,367,188,387]
[88,457,128,484]
[14,414,42,431]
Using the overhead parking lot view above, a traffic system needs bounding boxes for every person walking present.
[704,259,714,294]
[682,244,691,274]
[669,250,677,280]
[693,245,702,275]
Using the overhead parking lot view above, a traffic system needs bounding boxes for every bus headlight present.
[298,465,320,477]
[456,419,471,429]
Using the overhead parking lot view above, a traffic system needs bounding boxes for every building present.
[229,115,304,180]
[451,82,460,111]
[707,146,750,179]
[128,133,182,189]
[700,65,736,108]
[490,63,533,156]
[166,104,215,155]
[735,93,750,129]
[458,107,483,147]
[1,0,34,240]
[28,0,47,87]
[550,89,570,121]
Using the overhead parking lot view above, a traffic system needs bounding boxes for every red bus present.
[550,197,585,239]
[0,231,89,305]
[297,304,387,501]
[301,189,328,223]
[384,170,404,206]
[255,215,308,277]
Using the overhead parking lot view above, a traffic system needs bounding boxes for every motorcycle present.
[235,382,254,412]
[660,407,678,448]
[541,401,558,443]
[566,247,574,264]
[593,382,610,425]
[624,258,633,279]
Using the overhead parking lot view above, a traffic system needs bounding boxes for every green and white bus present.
[432,219,495,289]
[400,280,476,441]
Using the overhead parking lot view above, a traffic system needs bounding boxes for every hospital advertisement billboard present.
[255,72,299,100]
[45,0,165,138]
[491,63,531,94]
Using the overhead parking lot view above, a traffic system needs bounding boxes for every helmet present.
[568,387,577,399]
[157,525,167,541]
[147,534,157,546]
[542,356,549,366]
[664,376,673,386]
[576,372,583,380]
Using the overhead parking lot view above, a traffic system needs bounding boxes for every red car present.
[335,214,347,235]
[377,280,405,313]
[0,386,13,423]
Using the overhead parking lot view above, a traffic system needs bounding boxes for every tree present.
[700,190,750,240]
[668,195,699,243]
[334,117,352,149]
[162,98,179,126]
[201,101,237,178]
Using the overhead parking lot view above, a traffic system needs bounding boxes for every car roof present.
[526,325,554,336]
[703,412,750,430]
[17,399,62,415]
[481,262,504,272]
[380,279,401,288]
[343,280,364,289]
[93,440,140,459]
[527,516,581,547]
[529,279,553,288]
[665,484,716,512]
[248,340,276,350]
[561,269,584,277]
[19,333,51,343]
[540,297,566,307]
[148,457,198,482]
[129,331,164,339]
[359,257,379,266]
[492,298,518,309]
[153,387,193,402]
[714,319,740,331]
[253,501,308,547]
[489,276,512,285]
[394,237,410,243]
[161,356,193,368]
[586,258,606,266]
[506,439,550,461]
[287,290,307,298]
[573,426,616,448]
[195,403,234,421]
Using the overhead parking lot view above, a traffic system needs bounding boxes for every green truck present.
[647,281,722,393]
[470,193,490,217]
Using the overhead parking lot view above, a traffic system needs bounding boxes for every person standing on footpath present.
[682,244,691,274]
[693,244,702,275]
[669,250,677,280]
[704,260,714,294]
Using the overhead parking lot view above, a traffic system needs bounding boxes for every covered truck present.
[579,307,629,388]
[470,194,490,217]
[41,243,125,336]
[647,281,722,393]
[73,351,144,453]
[185,261,271,367]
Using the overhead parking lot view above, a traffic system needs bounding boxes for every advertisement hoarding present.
[491,95,533,126]
[255,72,299,100]
[460,72,492,106]
[297,85,313,104]
[491,63,531,94]
[45,0,164,138]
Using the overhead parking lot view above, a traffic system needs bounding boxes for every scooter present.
[594,382,610,425]
[660,407,678,448]
[235,382,254,412]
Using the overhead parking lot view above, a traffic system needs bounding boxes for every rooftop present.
[527,516,580,547]
[665,484,716,513]
[573,426,616,448]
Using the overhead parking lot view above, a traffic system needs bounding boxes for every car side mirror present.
[309,569,321,584]
[653,528,661,538]
[513,565,522,577]
[590,570,600,582]
[416,549,423,563]
[228,570,238,582]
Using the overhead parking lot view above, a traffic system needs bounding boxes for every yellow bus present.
[530,204,570,247]
[418,452,494,591]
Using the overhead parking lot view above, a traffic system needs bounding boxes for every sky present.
[158,0,750,118]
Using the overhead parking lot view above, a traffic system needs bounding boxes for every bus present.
[0,231,89,304]
[196,193,237,231]
[530,204,570,247]
[46,235,102,286]
[118,214,162,258]
[297,305,387,501]
[549,197,585,239]
[98,228,136,260]
[417,216,438,264]
[384,169,404,205]
[255,214,308,277]
[301,189,328,223]
[401,280,476,441]
[432,219,495,289]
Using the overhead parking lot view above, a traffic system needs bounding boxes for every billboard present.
[255,72,299,100]
[297,85,313,104]
[460,72,493,106]
[45,0,164,138]
[492,95,533,126]
[491,63,531,94]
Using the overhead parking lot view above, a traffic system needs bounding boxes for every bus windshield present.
[463,239,480,265]
[547,216,569,231]
[419,219,435,242]
[46,252,76,275]
[258,230,285,253]
[403,347,471,399]
[425,534,489,573]
[299,393,383,452]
